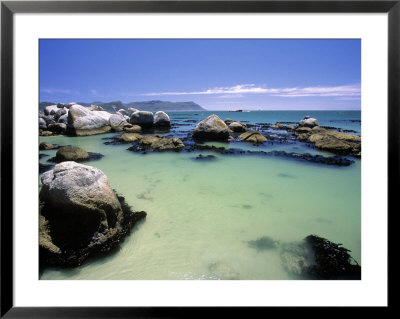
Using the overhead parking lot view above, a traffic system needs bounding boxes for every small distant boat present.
[229,109,243,112]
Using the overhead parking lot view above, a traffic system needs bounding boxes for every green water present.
[39,132,361,280]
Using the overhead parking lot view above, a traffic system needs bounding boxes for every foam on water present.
[39,111,361,280]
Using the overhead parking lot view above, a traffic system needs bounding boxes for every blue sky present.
[39,39,361,110]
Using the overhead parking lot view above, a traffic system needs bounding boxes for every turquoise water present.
[39,111,361,280]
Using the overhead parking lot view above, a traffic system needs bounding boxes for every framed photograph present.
[1,0,396,316]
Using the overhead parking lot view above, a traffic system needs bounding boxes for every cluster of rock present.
[39,103,74,136]
[39,161,146,267]
[192,114,266,145]
[39,103,171,136]
[269,115,361,157]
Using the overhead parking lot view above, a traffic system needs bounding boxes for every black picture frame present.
[1,1,396,317]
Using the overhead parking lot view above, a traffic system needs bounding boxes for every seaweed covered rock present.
[193,114,230,141]
[280,235,361,279]
[238,131,267,144]
[39,162,146,267]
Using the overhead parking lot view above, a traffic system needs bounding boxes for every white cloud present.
[40,88,79,94]
[141,83,361,98]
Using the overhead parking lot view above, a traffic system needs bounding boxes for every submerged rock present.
[238,131,267,144]
[193,114,230,141]
[246,236,278,251]
[39,162,146,267]
[194,154,217,161]
[209,262,239,280]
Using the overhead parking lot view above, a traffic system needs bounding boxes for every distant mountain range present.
[39,100,206,112]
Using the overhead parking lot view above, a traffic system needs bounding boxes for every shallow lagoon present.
[39,111,361,280]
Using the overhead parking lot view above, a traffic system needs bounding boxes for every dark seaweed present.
[304,235,361,280]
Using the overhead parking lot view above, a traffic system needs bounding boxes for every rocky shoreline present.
[39,103,361,161]
[39,103,361,275]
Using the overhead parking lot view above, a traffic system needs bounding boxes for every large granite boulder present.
[193,114,229,140]
[55,146,89,162]
[299,116,319,128]
[153,111,171,127]
[39,161,146,266]
[109,114,129,132]
[67,104,112,136]
[238,131,267,144]
[130,111,154,128]
[44,105,58,116]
